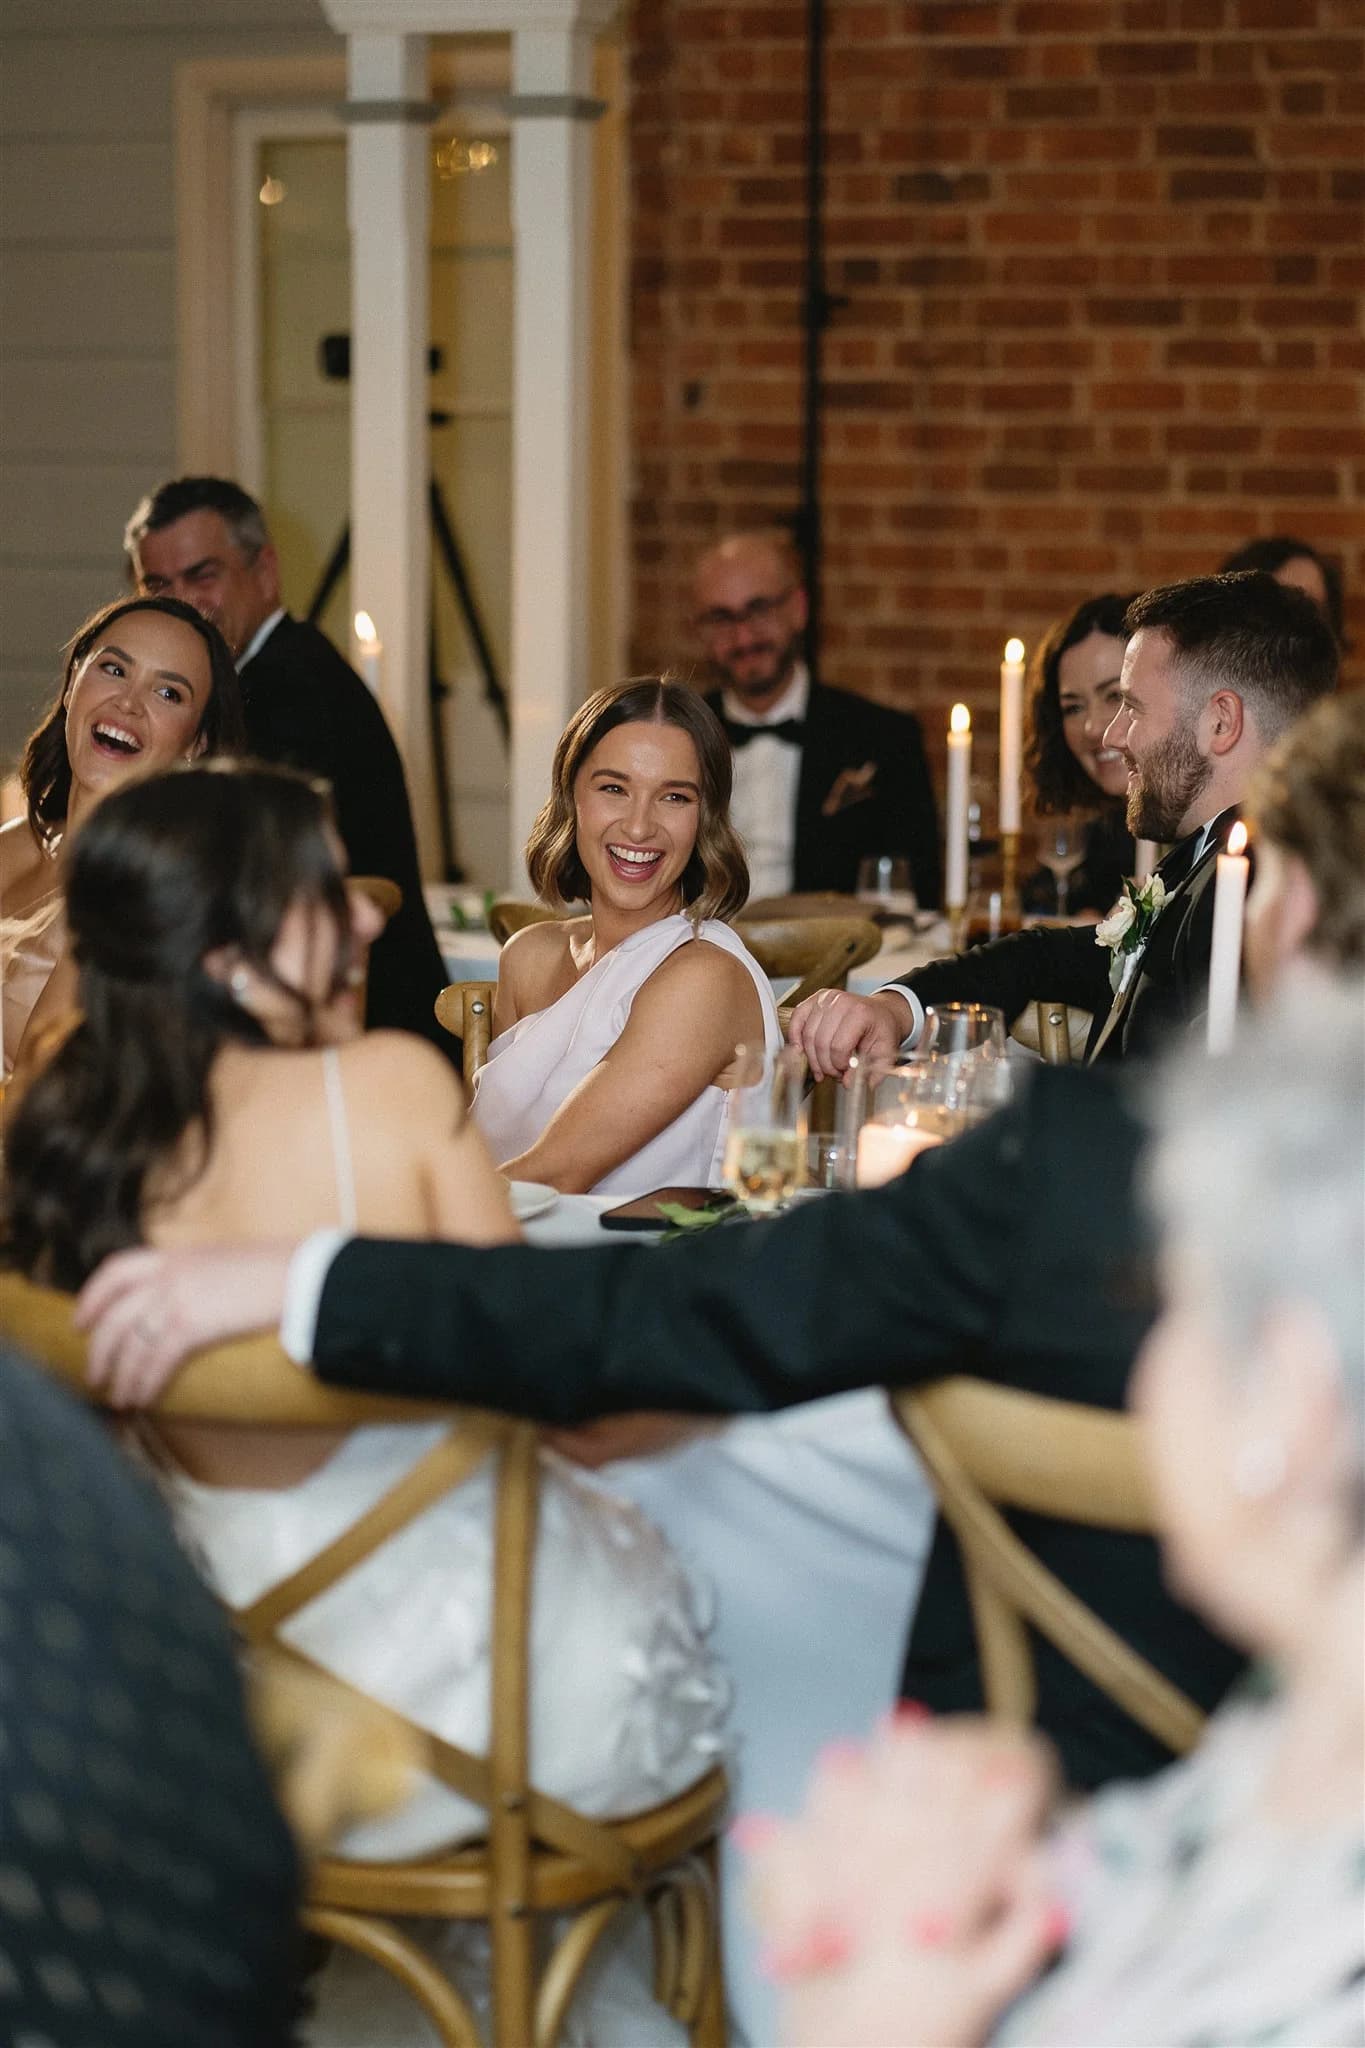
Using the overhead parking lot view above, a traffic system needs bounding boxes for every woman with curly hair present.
[471,677,782,1193]
[1021,593,1138,919]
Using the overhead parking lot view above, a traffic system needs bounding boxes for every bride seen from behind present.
[1,759,726,2041]
[472,677,783,1194]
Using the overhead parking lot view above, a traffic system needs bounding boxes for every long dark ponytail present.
[3,761,351,1289]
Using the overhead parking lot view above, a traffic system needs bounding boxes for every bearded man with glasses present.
[692,529,941,905]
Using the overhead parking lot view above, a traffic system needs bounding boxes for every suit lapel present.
[1086,814,1235,1063]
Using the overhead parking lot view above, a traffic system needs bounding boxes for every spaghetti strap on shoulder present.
[321,1045,359,1233]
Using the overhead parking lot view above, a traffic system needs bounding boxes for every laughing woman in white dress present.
[470,678,782,1196]
[1,760,726,2047]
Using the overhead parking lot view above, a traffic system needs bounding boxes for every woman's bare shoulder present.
[500,915,577,998]
[334,1031,465,1117]
[0,816,44,892]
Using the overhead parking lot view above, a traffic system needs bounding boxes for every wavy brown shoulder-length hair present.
[524,678,749,921]
[1248,689,1365,974]
[20,595,245,854]
[1025,591,1137,816]
[2,760,352,1291]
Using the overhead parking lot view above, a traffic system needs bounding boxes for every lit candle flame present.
[354,610,378,644]
[1227,821,1248,857]
[1004,637,1025,664]
[950,703,971,736]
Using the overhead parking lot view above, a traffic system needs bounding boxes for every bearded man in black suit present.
[125,477,451,1059]
[789,571,1339,1079]
[693,529,942,907]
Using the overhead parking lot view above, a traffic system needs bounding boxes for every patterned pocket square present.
[821,760,878,817]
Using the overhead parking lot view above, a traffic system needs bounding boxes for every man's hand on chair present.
[76,1243,296,1409]
[786,988,913,1082]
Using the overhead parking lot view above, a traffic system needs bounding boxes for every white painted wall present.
[0,0,339,762]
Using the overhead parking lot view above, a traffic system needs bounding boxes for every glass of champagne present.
[1037,816,1087,918]
[723,1045,808,1214]
[856,854,919,924]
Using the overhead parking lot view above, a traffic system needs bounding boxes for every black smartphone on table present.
[599,1186,738,1232]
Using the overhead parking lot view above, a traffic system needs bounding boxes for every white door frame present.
[174,45,628,701]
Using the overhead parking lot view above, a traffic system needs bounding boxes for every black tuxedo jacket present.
[241,615,452,1057]
[314,1066,1244,1790]
[707,682,942,907]
[902,808,1242,1064]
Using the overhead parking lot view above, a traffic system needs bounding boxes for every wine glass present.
[922,1003,1007,1060]
[722,1045,808,1214]
[856,855,919,923]
[1037,817,1087,918]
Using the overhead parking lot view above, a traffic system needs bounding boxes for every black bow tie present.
[723,718,806,749]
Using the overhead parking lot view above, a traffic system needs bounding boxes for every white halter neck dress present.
[471,913,783,1195]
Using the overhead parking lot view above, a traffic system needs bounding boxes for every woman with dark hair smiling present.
[1021,592,1137,919]
[0,593,244,1075]
[472,676,781,1193]
[2,756,726,2044]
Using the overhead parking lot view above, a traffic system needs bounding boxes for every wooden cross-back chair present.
[435,980,497,1098]
[890,1377,1206,1759]
[0,1273,729,2048]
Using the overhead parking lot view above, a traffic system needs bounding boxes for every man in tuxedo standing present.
[693,529,942,907]
[788,570,1339,1077]
[124,477,452,1059]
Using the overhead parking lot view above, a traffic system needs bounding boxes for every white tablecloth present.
[523,1194,934,2046]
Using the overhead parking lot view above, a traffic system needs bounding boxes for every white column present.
[346,32,435,869]
[507,26,597,884]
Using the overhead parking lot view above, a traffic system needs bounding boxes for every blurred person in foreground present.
[750,979,1365,2048]
[788,572,1339,1077]
[70,693,1365,1794]
[0,1341,298,2044]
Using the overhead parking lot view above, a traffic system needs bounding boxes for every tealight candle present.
[856,1121,943,1188]
[945,703,972,914]
[999,637,1025,836]
[1206,820,1249,1056]
[354,610,383,698]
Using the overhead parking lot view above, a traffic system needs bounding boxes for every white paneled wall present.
[0,1,338,759]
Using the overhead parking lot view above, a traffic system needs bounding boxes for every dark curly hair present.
[1025,593,1137,816]
[19,595,245,854]
[524,677,749,921]
[2,761,351,1290]
[1218,534,1345,647]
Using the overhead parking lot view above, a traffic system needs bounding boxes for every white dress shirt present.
[722,663,810,903]
[235,607,286,672]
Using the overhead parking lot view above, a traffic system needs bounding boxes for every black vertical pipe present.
[797,0,827,679]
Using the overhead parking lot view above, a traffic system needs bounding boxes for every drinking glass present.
[856,855,919,921]
[722,1045,808,1213]
[922,1002,1007,1060]
[803,1130,856,1192]
[856,1052,964,1184]
[957,1052,1015,1129]
[1037,817,1087,917]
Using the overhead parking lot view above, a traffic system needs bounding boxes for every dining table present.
[519,1188,935,2048]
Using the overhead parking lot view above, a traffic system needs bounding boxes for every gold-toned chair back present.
[1009,1000,1091,1064]
[350,875,403,925]
[487,899,561,946]
[890,1376,1205,1757]
[434,981,498,1100]
[0,1271,729,2048]
[735,916,882,1009]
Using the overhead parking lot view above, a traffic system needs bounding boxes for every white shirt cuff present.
[875,982,925,1048]
[281,1228,350,1366]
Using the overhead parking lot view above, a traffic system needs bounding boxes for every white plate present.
[509,1179,559,1222]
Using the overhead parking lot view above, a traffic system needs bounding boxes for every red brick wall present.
[627,0,1364,798]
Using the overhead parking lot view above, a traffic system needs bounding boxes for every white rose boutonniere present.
[1095,873,1168,993]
